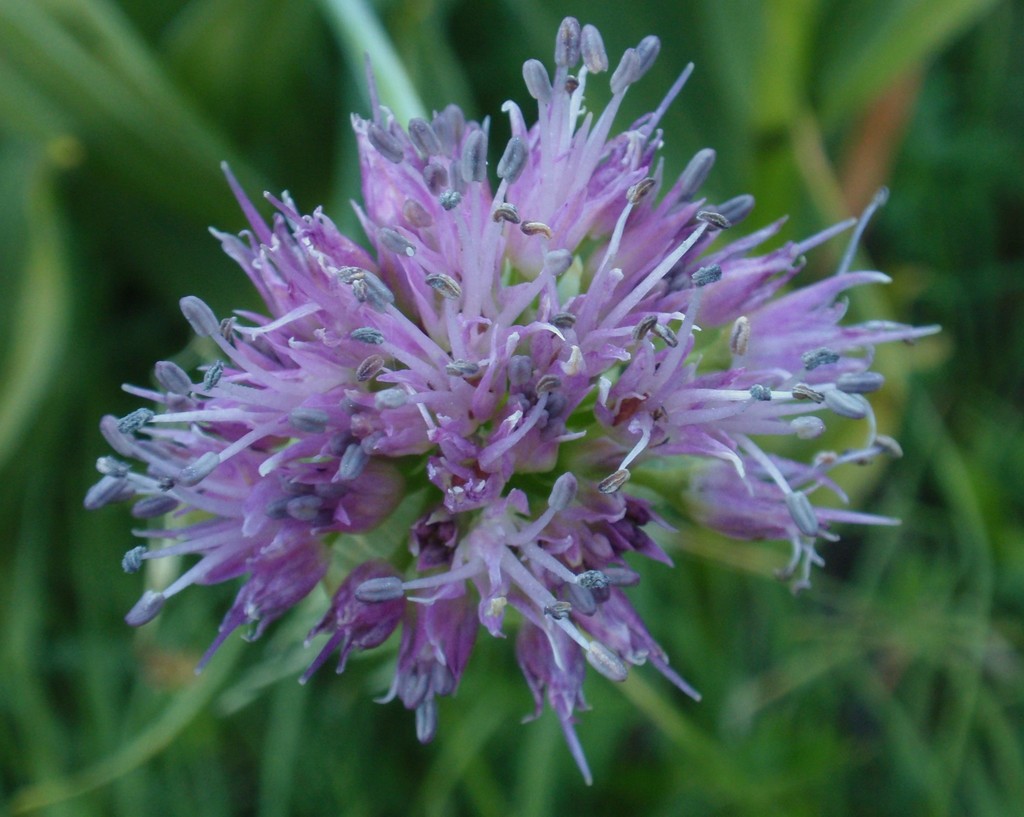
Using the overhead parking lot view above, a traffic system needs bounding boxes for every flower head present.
[88,17,937,781]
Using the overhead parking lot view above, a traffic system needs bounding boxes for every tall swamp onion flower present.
[87,18,938,783]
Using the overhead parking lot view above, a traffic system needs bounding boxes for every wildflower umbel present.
[88,18,937,783]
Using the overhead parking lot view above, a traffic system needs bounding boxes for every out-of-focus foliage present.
[1,0,1020,815]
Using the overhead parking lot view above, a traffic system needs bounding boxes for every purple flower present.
[88,17,937,781]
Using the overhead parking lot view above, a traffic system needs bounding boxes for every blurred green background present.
[1,0,1021,815]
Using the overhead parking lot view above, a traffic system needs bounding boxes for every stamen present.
[423,162,448,195]
[676,148,716,200]
[121,546,147,573]
[521,221,553,238]
[626,177,656,204]
[544,601,573,620]
[603,566,640,586]
[131,495,180,519]
[536,374,561,394]
[438,189,462,211]
[785,491,819,537]
[541,249,573,277]
[824,389,868,419]
[801,347,839,370]
[551,312,576,329]
[407,117,442,157]
[286,495,323,521]
[554,17,582,68]
[610,48,640,95]
[460,130,488,183]
[492,202,521,223]
[691,264,722,287]
[351,327,385,345]
[566,584,596,616]
[874,435,903,458]
[548,472,578,510]
[355,576,405,602]
[497,137,527,183]
[289,408,330,433]
[837,372,885,394]
[180,296,219,337]
[634,35,661,77]
[356,355,385,382]
[652,323,678,348]
[84,476,131,510]
[425,273,462,300]
[367,123,404,163]
[154,361,192,394]
[125,590,165,626]
[713,194,755,226]
[378,228,415,256]
[632,315,657,341]
[402,199,433,228]
[523,59,552,102]
[696,210,731,230]
[336,443,369,481]
[445,359,481,377]
[749,384,772,401]
[581,24,608,73]
[791,416,825,439]
[598,469,630,494]
[177,451,220,487]
[117,408,154,434]
[201,360,224,391]
[374,388,408,410]
[586,642,629,682]
[791,383,825,402]
[729,316,751,356]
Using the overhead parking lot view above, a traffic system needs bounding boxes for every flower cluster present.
[87,18,936,782]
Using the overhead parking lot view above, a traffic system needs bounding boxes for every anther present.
[586,642,629,682]
[677,148,716,199]
[201,360,224,391]
[354,354,382,384]
[286,495,323,521]
[177,451,220,487]
[548,472,578,511]
[378,228,415,256]
[492,202,521,224]
[544,601,573,620]
[610,48,640,95]
[402,199,433,228]
[522,59,552,102]
[554,17,582,68]
[603,565,641,586]
[336,443,369,481]
[131,495,181,519]
[425,273,462,300]
[155,361,192,394]
[696,210,732,229]
[581,24,608,73]
[837,371,885,394]
[791,416,825,439]
[824,389,868,420]
[627,177,656,204]
[351,327,385,345]
[521,221,553,239]
[536,374,561,394]
[84,476,131,510]
[121,546,147,574]
[374,388,408,410]
[290,407,331,433]
[542,249,573,278]
[577,570,610,591]
[791,383,825,402]
[355,576,405,603]
[125,590,165,627]
[423,161,449,195]
[713,194,755,226]
[508,355,533,387]
[219,317,235,340]
[497,137,527,183]
[566,584,596,616]
[691,264,722,287]
[874,434,903,458]
[564,75,580,94]
[415,699,438,745]
[801,347,840,370]
[117,408,154,435]
[408,117,442,157]
[632,315,658,341]
[652,323,678,348]
[439,189,462,210]
[785,491,819,537]
[367,123,405,163]
[446,359,481,377]
[180,296,219,337]
[729,316,751,356]
[598,469,630,494]
[97,456,130,477]
[460,130,488,184]
[634,35,661,78]
[551,311,576,329]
